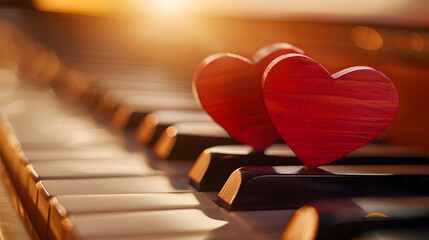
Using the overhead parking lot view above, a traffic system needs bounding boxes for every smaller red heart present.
[263,54,399,167]
[193,43,303,151]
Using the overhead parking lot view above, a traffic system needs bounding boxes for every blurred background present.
[1,0,429,150]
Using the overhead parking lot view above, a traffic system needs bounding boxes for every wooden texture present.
[193,43,303,151]
[263,54,399,167]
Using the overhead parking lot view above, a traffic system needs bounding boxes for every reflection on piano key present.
[230,210,296,239]
[63,209,239,240]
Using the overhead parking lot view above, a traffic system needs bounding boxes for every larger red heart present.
[193,43,303,151]
[263,54,399,167]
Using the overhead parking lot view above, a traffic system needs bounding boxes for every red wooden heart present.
[263,54,399,167]
[193,43,303,151]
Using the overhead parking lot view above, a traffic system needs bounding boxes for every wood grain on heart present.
[263,54,399,167]
[193,43,303,151]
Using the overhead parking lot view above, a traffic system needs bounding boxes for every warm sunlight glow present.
[145,0,191,16]
[32,0,429,27]
[33,0,122,16]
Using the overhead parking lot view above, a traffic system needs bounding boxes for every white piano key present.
[38,176,192,197]
[49,192,220,239]
[19,148,157,222]
[13,127,123,145]
[9,118,98,132]
[64,209,239,240]
[29,158,159,180]
[22,148,143,162]
[89,233,238,240]
[34,176,193,239]
[25,159,163,239]
[53,192,218,213]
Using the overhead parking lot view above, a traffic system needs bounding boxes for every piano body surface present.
[0,1,429,239]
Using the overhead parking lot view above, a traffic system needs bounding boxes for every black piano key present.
[153,122,239,160]
[282,196,429,240]
[135,110,212,146]
[18,44,62,87]
[51,69,92,107]
[189,144,428,191]
[189,145,298,191]
[217,165,429,211]
[86,71,191,117]
[110,95,201,131]
[94,88,193,121]
[95,77,191,91]
[356,228,429,240]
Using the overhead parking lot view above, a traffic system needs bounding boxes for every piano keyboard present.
[0,68,299,239]
[0,11,298,239]
[1,6,429,240]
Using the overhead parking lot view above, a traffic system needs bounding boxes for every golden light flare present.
[31,0,428,27]
[409,32,425,51]
[33,0,124,16]
[33,0,193,17]
[166,126,178,137]
[350,26,383,50]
